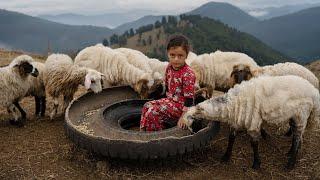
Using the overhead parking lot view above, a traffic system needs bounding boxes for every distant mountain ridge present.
[0,9,114,54]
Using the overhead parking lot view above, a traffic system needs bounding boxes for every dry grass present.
[0,50,320,179]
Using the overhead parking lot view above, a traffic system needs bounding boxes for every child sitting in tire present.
[140,34,196,131]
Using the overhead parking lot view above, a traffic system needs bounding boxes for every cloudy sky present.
[1,0,320,15]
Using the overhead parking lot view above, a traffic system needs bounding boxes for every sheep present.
[231,62,320,136]
[190,50,259,97]
[44,54,104,119]
[0,55,39,126]
[230,62,319,89]
[74,45,160,99]
[181,75,320,170]
[25,61,46,117]
[255,62,319,88]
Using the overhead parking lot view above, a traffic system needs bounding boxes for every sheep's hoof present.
[9,119,18,126]
[284,163,295,171]
[9,118,25,127]
[221,154,231,163]
[252,162,261,170]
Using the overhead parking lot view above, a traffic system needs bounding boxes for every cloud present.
[1,0,320,15]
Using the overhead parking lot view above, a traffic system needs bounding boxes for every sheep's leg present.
[63,95,73,111]
[40,96,46,117]
[284,118,294,137]
[35,96,41,116]
[260,128,270,140]
[13,101,26,127]
[250,137,261,170]
[286,122,301,171]
[221,128,236,162]
[8,105,20,125]
[50,97,59,120]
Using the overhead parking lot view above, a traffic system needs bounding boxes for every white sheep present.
[26,61,46,117]
[253,62,319,89]
[0,55,39,126]
[44,54,104,119]
[74,45,159,99]
[182,75,320,170]
[190,50,259,98]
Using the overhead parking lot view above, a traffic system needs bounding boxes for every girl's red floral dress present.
[140,64,196,131]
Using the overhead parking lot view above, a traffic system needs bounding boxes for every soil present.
[1,51,320,179]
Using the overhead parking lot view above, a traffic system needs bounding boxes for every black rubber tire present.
[65,86,220,159]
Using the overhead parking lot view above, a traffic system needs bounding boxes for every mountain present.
[187,2,258,29]
[114,15,164,34]
[240,7,320,62]
[0,9,114,54]
[248,3,320,20]
[38,10,156,28]
[114,2,258,35]
[113,15,287,66]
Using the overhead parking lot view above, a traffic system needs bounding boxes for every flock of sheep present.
[1,43,319,171]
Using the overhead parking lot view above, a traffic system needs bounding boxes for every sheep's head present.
[85,69,104,93]
[135,73,156,99]
[135,79,149,99]
[230,64,253,86]
[11,55,39,78]
[182,97,227,133]
[181,106,206,133]
[147,78,166,99]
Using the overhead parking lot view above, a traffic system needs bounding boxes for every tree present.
[102,38,109,46]
[161,16,167,24]
[109,34,119,45]
[129,28,135,36]
[154,20,161,28]
[148,35,152,45]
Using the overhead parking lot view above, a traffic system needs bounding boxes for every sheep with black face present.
[0,55,39,126]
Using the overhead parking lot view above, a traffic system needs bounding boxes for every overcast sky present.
[1,0,320,15]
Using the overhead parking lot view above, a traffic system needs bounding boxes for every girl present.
[140,35,196,131]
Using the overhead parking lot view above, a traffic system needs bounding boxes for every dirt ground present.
[1,51,320,179]
[1,90,320,180]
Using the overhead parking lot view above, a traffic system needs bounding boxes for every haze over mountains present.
[1,1,319,62]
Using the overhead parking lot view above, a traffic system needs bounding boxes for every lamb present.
[74,45,160,99]
[44,54,104,119]
[25,61,46,117]
[190,50,259,98]
[181,75,320,170]
[0,55,39,126]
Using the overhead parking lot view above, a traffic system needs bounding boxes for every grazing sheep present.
[74,45,159,99]
[0,55,39,126]
[26,61,46,117]
[44,54,103,119]
[181,75,320,170]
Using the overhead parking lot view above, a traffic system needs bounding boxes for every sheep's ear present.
[84,74,91,90]
[242,66,253,80]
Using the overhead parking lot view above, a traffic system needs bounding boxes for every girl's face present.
[167,46,187,70]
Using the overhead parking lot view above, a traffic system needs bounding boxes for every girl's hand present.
[178,114,187,129]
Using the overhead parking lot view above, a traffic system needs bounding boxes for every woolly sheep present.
[26,61,46,117]
[182,75,320,170]
[0,55,39,126]
[74,45,160,99]
[44,54,104,119]
[190,50,259,98]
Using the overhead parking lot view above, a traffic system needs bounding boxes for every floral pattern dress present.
[140,64,196,131]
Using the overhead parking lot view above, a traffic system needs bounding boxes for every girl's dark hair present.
[166,34,190,54]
